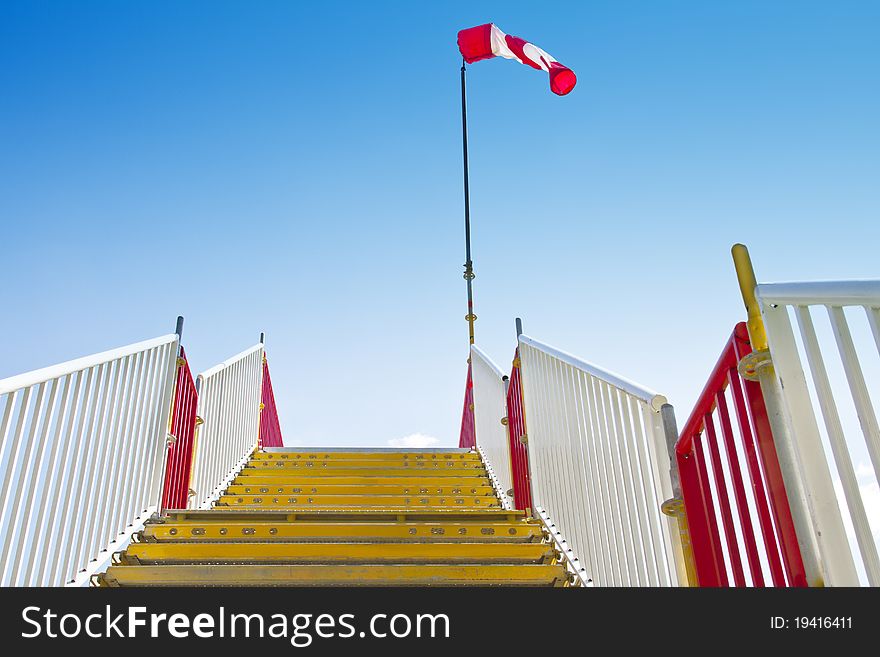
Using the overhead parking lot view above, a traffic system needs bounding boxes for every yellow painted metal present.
[164,508,526,522]
[141,520,544,543]
[232,475,491,487]
[251,451,480,462]
[123,541,554,564]
[225,484,497,496]
[216,494,500,508]
[731,243,768,351]
[242,461,486,471]
[98,563,571,586]
[96,449,573,587]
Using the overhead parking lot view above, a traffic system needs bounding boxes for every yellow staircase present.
[95,449,572,586]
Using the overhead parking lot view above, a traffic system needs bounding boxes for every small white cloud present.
[388,433,439,448]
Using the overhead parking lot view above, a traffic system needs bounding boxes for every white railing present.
[517,335,684,587]
[757,280,880,586]
[190,344,264,509]
[0,334,179,586]
[470,346,513,509]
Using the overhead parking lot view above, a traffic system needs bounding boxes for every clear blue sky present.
[1,1,878,447]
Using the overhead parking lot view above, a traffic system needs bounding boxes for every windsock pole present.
[461,59,476,346]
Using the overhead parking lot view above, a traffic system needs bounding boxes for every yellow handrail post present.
[731,244,768,351]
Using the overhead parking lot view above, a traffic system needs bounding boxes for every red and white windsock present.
[457,23,576,96]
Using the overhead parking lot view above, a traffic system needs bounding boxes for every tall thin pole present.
[461,59,476,345]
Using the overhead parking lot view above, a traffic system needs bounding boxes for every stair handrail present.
[190,342,265,509]
[0,331,179,585]
[516,332,686,587]
[469,345,514,509]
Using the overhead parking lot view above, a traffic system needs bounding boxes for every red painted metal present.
[675,322,807,587]
[506,348,532,511]
[161,347,198,510]
[459,362,476,449]
[260,355,284,448]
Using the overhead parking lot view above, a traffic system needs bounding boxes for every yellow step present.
[242,463,486,474]
[141,520,543,543]
[121,542,555,564]
[216,494,499,508]
[96,564,571,587]
[225,484,496,496]
[251,452,480,462]
[164,509,526,522]
[232,475,491,487]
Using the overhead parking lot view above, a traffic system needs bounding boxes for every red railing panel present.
[260,355,284,448]
[459,361,476,449]
[506,348,532,511]
[161,347,198,510]
[675,322,806,587]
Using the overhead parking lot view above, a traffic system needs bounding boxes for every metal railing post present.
[155,316,185,517]
[659,404,696,586]
[732,244,844,586]
[515,317,538,518]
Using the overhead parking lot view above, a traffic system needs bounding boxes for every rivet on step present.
[431,528,445,535]
[260,488,268,493]
[474,499,481,504]
[242,528,255,535]
[453,488,461,494]
[459,528,467,535]
[237,498,244,503]
[169,528,177,536]
[409,528,417,535]
[269,528,278,535]
[419,488,428,494]
[272,498,278,504]
[509,528,517,535]
[277,488,283,493]
[219,528,227,535]
[191,528,205,536]
[420,498,429,505]
[245,488,251,493]
[307,498,313,504]
[289,498,297,504]
[455,499,463,505]
[481,528,495,535]
[254,498,263,503]
[311,488,317,493]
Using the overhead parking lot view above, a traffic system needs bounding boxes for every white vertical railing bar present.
[0,334,178,586]
[756,281,880,586]
[755,281,880,586]
[191,344,264,509]
[794,307,880,584]
[469,346,514,510]
[757,280,876,586]
[827,307,880,485]
[518,334,682,587]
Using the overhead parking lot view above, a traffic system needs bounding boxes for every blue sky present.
[1,1,878,449]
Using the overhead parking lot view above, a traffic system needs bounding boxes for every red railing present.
[260,355,284,448]
[676,322,806,587]
[459,361,476,449]
[506,348,532,511]
[161,347,198,510]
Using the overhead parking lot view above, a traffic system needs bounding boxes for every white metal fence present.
[757,280,880,586]
[0,334,179,586]
[517,335,684,587]
[470,345,513,509]
[190,344,264,509]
